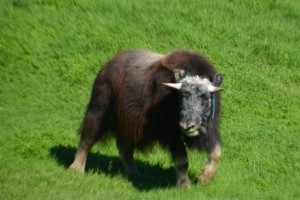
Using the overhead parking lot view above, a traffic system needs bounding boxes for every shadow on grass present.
[50,145,176,191]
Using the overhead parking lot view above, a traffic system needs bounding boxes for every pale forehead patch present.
[180,75,215,92]
[180,75,211,86]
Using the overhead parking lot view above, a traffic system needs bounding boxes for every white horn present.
[208,85,223,92]
[162,83,182,90]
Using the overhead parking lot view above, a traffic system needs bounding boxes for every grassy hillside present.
[1,0,299,199]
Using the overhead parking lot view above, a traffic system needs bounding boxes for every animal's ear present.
[213,73,224,86]
[173,69,185,81]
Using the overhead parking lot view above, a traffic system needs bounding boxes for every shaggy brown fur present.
[70,49,224,187]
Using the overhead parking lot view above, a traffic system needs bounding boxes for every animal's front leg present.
[170,136,190,188]
[174,155,190,189]
[199,143,221,184]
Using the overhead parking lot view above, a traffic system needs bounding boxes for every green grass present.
[1,0,300,199]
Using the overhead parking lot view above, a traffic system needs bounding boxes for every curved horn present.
[162,83,182,90]
[208,85,223,92]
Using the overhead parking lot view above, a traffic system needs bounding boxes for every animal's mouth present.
[179,122,207,137]
[182,129,200,137]
[179,126,200,137]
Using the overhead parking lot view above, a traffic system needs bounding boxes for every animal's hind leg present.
[70,106,109,173]
[117,139,139,176]
[70,82,111,173]
[69,133,98,173]
[70,121,101,173]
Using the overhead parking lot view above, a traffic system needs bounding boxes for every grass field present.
[1,0,300,199]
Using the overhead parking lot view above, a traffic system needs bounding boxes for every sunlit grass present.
[1,0,300,199]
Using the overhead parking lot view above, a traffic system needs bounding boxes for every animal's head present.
[163,69,224,137]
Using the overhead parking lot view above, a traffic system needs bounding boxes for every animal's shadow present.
[50,145,176,191]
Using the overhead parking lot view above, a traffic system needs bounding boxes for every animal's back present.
[102,49,164,84]
[122,49,165,69]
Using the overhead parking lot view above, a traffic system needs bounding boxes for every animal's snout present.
[179,121,200,137]
[179,122,196,132]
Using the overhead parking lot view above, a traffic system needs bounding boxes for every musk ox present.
[70,49,224,188]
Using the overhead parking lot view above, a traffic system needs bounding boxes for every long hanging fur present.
[71,49,223,186]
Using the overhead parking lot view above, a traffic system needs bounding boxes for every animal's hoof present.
[198,164,217,184]
[69,162,85,173]
[198,170,216,184]
[179,182,191,189]
[198,173,211,184]
[176,178,191,189]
